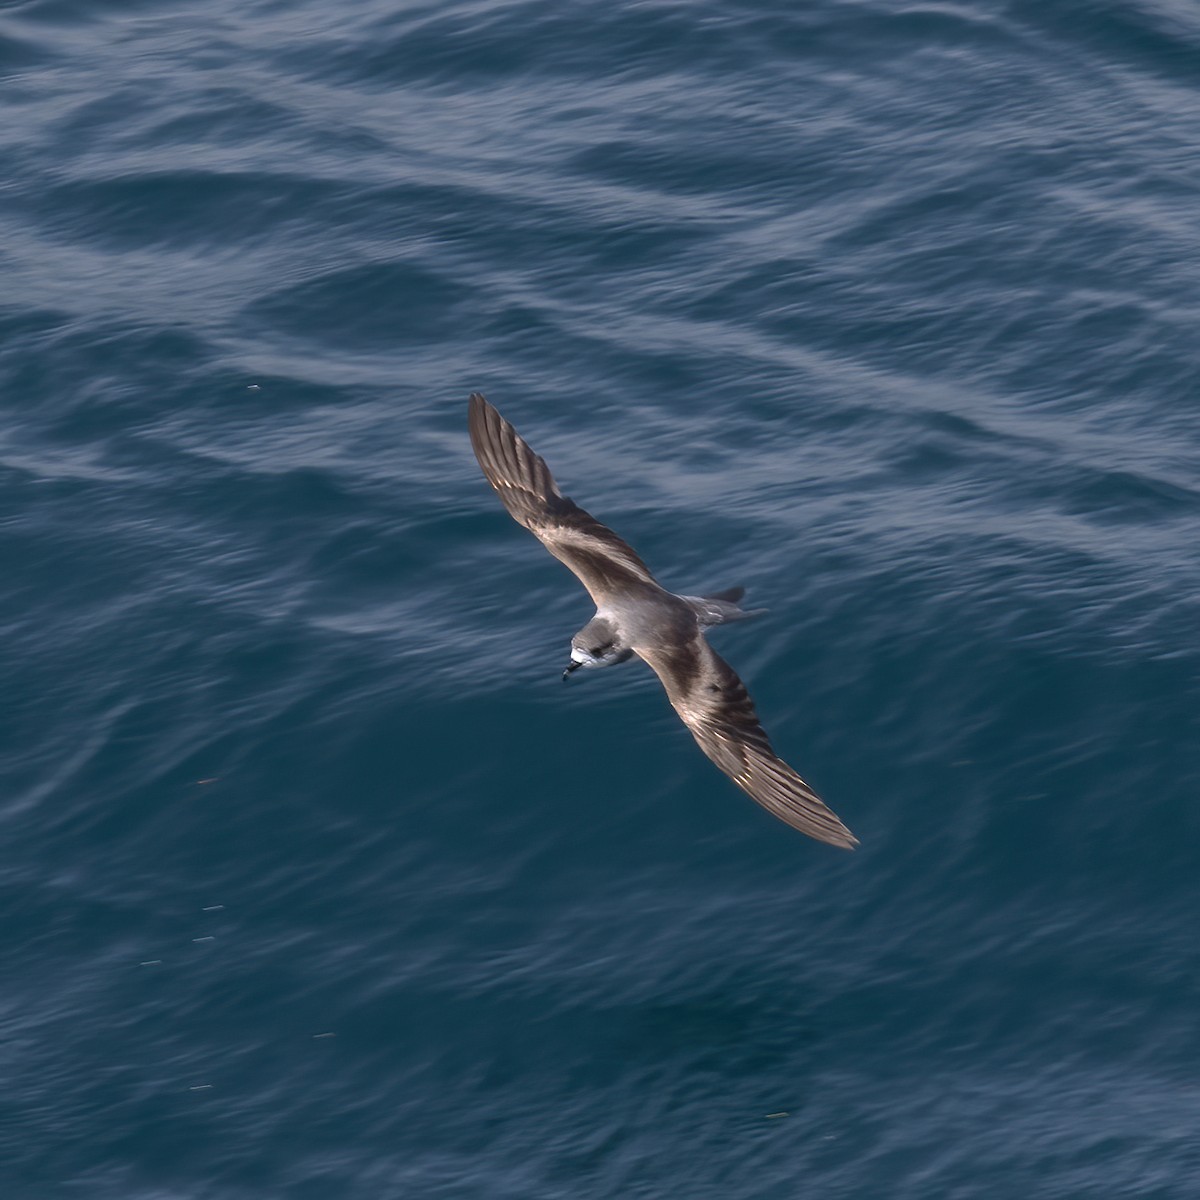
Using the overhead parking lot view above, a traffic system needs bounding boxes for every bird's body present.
[468,392,857,850]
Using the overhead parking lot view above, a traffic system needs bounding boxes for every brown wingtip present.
[467,393,506,472]
[791,809,859,851]
[800,801,860,850]
[738,750,860,850]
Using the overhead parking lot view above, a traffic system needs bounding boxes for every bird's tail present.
[684,588,768,627]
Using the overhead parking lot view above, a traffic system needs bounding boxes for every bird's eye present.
[591,643,611,657]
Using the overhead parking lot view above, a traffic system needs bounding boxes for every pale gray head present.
[562,615,633,680]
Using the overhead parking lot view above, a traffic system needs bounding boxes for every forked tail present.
[684,587,768,627]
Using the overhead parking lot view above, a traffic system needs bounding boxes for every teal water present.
[2,0,1199,1196]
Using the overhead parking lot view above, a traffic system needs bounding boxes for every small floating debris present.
[192,936,216,944]
[313,1032,336,1039]
[201,905,225,912]
[139,960,162,967]
[195,778,219,786]
[765,1112,789,1120]
[189,1084,213,1092]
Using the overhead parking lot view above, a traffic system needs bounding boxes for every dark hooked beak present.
[562,660,581,682]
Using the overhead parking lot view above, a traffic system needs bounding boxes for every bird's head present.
[563,616,632,680]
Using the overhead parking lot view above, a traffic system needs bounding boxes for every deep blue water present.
[3,0,1200,1195]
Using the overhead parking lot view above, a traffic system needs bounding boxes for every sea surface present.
[2,0,1199,1196]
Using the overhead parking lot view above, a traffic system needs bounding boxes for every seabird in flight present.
[468,392,857,849]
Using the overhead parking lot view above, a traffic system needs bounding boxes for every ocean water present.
[2,0,1199,1195]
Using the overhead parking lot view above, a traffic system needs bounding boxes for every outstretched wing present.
[636,634,858,849]
[469,393,661,605]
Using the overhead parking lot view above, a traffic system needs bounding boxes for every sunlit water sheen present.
[2,0,1199,1196]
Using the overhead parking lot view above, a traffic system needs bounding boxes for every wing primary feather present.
[468,393,661,605]
[637,636,858,849]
